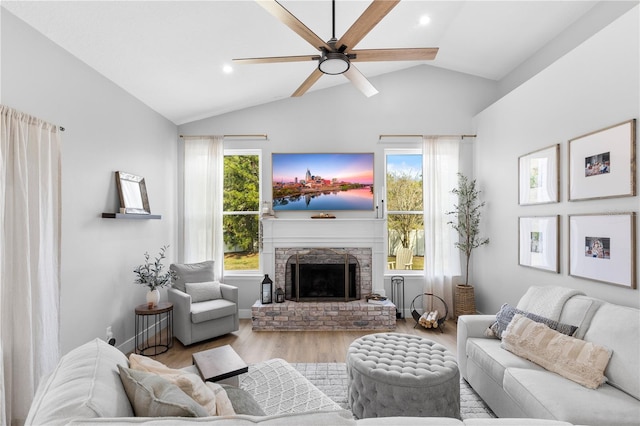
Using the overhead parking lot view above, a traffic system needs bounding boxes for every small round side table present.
[134,301,173,356]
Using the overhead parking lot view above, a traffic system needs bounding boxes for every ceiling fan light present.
[319,52,350,75]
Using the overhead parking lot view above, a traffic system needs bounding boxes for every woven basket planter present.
[455,284,476,318]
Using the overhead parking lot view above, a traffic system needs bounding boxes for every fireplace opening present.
[291,263,357,300]
[285,249,361,302]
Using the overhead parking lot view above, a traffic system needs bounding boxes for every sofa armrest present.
[220,283,238,304]
[457,314,496,380]
[458,314,496,339]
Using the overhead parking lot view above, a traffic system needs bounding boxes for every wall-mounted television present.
[272,153,374,211]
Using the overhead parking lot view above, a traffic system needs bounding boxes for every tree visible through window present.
[223,152,260,271]
[386,152,424,271]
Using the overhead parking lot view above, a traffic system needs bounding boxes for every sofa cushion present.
[67,410,359,425]
[557,295,602,339]
[583,302,640,399]
[186,281,222,302]
[502,315,611,389]
[465,338,545,386]
[171,261,215,293]
[191,298,237,324]
[503,367,640,426]
[118,365,209,417]
[25,338,134,425]
[487,304,577,339]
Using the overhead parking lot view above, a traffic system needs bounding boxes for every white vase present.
[146,289,160,308]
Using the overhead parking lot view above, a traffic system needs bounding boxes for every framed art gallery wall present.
[471,6,639,313]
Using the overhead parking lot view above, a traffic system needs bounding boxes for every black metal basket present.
[410,293,448,332]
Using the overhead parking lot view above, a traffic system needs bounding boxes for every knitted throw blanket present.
[239,358,343,415]
[516,286,584,321]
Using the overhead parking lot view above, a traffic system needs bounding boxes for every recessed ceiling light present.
[419,15,431,26]
[222,65,233,74]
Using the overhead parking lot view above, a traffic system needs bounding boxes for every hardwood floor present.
[154,318,458,369]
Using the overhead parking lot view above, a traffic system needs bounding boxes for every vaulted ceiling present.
[4,1,617,124]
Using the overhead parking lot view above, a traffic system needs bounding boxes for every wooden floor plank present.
[153,318,458,369]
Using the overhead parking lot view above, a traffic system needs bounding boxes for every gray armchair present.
[168,261,239,346]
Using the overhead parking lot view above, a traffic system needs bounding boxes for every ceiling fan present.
[233,0,438,97]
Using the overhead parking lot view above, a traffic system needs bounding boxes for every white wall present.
[472,6,640,313]
[179,64,497,315]
[1,9,179,355]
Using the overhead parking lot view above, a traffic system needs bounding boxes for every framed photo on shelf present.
[519,216,560,273]
[568,119,636,201]
[569,213,636,288]
[518,144,559,205]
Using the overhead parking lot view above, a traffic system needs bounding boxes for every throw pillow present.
[117,365,208,417]
[185,281,222,302]
[486,303,578,339]
[502,314,612,389]
[221,384,266,416]
[129,353,235,416]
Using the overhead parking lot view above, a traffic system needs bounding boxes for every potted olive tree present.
[447,173,489,317]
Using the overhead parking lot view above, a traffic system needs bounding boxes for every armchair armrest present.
[457,314,496,380]
[167,287,192,344]
[220,283,238,304]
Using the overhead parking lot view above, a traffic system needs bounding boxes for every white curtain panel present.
[183,136,224,280]
[422,136,461,317]
[0,105,61,425]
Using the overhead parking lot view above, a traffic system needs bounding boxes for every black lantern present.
[275,287,285,303]
[261,274,273,304]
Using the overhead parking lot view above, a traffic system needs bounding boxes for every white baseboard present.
[117,315,169,355]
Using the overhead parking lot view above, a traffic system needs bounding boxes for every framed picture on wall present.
[568,119,636,201]
[518,144,560,205]
[519,215,560,273]
[569,213,636,288]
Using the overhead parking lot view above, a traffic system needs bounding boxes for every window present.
[223,150,261,271]
[385,151,424,271]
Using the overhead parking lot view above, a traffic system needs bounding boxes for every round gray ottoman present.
[346,332,460,419]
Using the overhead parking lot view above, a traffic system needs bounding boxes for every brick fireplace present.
[278,247,371,301]
[253,218,395,331]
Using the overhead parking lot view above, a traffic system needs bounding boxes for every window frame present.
[384,148,424,274]
[222,148,263,275]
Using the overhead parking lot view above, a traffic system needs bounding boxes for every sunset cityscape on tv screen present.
[272,153,374,211]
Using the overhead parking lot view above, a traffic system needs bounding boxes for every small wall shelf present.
[102,213,162,220]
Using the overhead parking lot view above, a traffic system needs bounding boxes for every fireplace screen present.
[285,249,360,302]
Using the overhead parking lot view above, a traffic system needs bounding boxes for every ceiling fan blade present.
[292,69,324,97]
[234,55,320,64]
[351,48,439,62]
[257,0,332,52]
[344,65,379,97]
[336,0,400,52]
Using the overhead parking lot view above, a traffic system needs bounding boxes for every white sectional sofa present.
[457,286,640,426]
[25,338,578,425]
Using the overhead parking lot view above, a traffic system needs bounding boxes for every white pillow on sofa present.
[185,281,222,302]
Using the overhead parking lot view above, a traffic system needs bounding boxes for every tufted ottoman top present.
[347,332,458,387]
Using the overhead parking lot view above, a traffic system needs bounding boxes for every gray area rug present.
[291,362,496,420]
